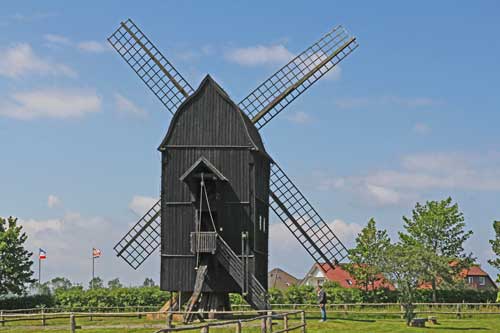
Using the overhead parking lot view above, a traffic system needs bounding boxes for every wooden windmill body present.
[108,19,358,317]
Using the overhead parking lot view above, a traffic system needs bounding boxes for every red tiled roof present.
[317,263,394,290]
[464,265,489,276]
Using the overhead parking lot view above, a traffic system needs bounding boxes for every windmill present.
[108,19,358,318]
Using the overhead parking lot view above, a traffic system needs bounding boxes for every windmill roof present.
[158,74,270,160]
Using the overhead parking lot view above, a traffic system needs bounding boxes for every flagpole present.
[38,255,41,285]
[92,248,95,289]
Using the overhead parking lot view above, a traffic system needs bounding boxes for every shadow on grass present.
[430,327,488,331]
[332,318,376,323]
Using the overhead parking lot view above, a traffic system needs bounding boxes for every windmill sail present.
[114,199,161,269]
[108,19,194,115]
[239,25,358,129]
[269,163,348,271]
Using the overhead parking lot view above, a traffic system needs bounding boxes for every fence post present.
[261,317,267,333]
[267,311,273,333]
[283,314,289,331]
[236,320,242,333]
[70,313,76,333]
[300,311,306,333]
[166,311,173,328]
[41,308,46,326]
[456,304,461,319]
[89,307,93,321]
[0,310,4,327]
[201,325,209,333]
[137,306,142,319]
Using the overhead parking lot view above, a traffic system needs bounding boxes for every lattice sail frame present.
[108,18,356,270]
[238,25,358,129]
[108,19,194,115]
[269,163,349,269]
[113,199,161,269]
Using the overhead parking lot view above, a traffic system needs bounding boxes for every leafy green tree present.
[488,221,500,301]
[0,216,35,295]
[143,277,156,287]
[107,278,123,289]
[50,277,73,291]
[488,221,500,276]
[383,243,428,325]
[400,197,473,302]
[89,277,104,289]
[346,218,390,301]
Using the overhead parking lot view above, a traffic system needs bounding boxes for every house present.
[418,264,498,291]
[268,268,300,290]
[462,265,498,290]
[300,263,393,290]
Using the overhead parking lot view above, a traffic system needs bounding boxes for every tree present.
[89,277,104,289]
[50,277,73,291]
[143,277,156,287]
[488,221,500,274]
[107,278,123,289]
[382,243,428,325]
[0,216,35,295]
[345,218,390,301]
[399,197,474,302]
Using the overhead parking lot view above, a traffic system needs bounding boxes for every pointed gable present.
[159,75,268,157]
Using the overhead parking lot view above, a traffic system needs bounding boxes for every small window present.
[479,276,486,286]
[263,217,266,233]
[259,216,262,231]
[467,276,474,284]
[346,279,353,285]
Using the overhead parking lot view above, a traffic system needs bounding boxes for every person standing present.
[317,284,327,322]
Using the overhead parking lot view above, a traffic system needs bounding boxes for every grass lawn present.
[1,314,499,332]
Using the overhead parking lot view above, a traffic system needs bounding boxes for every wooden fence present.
[0,309,305,333]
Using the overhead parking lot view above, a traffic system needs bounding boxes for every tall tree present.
[107,278,123,289]
[50,277,73,291]
[143,277,156,287]
[382,243,428,325]
[0,216,35,295]
[399,197,474,302]
[488,221,500,282]
[89,277,104,289]
[345,218,390,301]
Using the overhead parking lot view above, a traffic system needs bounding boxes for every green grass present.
[1,314,499,333]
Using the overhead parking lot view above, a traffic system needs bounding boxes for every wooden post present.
[201,325,209,333]
[456,304,461,319]
[41,308,46,326]
[235,321,242,333]
[0,310,4,327]
[89,307,93,321]
[137,306,142,319]
[267,311,273,333]
[283,314,289,331]
[166,311,173,328]
[70,313,76,333]
[300,311,306,333]
[261,317,267,333]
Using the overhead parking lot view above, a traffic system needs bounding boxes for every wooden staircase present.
[215,237,269,310]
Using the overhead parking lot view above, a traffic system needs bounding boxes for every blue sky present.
[0,1,499,286]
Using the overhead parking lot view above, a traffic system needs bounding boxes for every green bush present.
[0,294,55,310]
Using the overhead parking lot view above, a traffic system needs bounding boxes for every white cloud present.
[413,122,431,135]
[47,195,62,208]
[77,41,110,53]
[0,43,76,78]
[225,44,294,66]
[269,218,361,277]
[286,111,312,124]
[0,88,102,120]
[335,96,442,110]
[129,195,158,217]
[44,34,71,45]
[320,151,500,206]
[114,93,146,117]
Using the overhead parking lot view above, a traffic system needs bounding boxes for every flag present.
[92,248,102,258]
[39,248,47,260]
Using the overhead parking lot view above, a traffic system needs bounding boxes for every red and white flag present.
[39,248,47,260]
[92,248,102,258]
